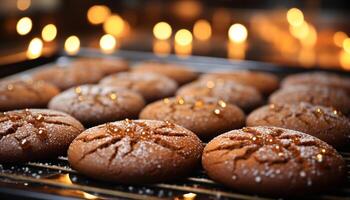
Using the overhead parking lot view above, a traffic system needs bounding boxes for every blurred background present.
[0,0,350,71]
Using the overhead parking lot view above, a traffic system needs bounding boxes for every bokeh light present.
[153,22,172,40]
[103,15,125,37]
[287,8,304,27]
[64,35,80,55]
[228,23,248,43]
[41,24,57,42]
[100,34,117,53]
[16,17,32,35]
[334,31,348,48]
[87,5,111,25]
[193,20,212,41]
[175,29,193,46]
[27,38,43,59]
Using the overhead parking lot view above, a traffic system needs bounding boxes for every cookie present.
[72,57,129,76]
[48,85,145,126]
[247,103,350,148]
[0,79,60,111]
[32,65,103,90]
[269,85,350,114]
[202,126,346,196]
[68,119,203,183]
[132,61,198,85]
[176,80,263,111]
[99,72,178,102]
[139,96,245,140]
[200,70,279,95]
[281,72,350,94]
[0,109,84,163]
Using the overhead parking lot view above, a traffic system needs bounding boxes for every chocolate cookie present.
[139,96,245,140]
[132,61,198,85]
[0,79,60,111]
[48,85,145,126]
[202,126,346,196]
[176,80,263,111]
[72,57,129,76]
[32,65,104,90]
[269,86,350,114]
[68,119,203,183]
[0,109,84,163]
[99,72,178,102]
[200,70,279,95]
[281,72,350,94]
[247,103,350,148]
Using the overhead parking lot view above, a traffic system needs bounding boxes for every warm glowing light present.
[343,38,350,54]
[175,29,193,46]
[193,19,212,41]
[340,50,350,70]
[41,24,57,42]
[153,22,172,40]
[300,24,317,47]
[298,48,316,67]
[334,31,348,48]
[87,5,111,25]
[287,8,304,27]
[289,21,309,40]
[227,41,246,60]
[17,0,31,11]
[153,40,171,57]
[64,36,80,55]
[103,14,125,37]
[27,38,43,59]
[100,34,117,53]
[16,17,32,35]
[228,23,248,43]
[175,43,192,58]
[183,192,197,200]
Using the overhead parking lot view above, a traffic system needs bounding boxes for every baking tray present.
[0,48,349,200]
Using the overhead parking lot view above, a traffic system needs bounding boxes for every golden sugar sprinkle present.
[177,97,185,105]
[316,154,323,162]
[35,114,44,121]
[7,84,14,91]
[109,92,117,100]
[163,98,170,104]
[213,109,221,115]
[74,87,82,94]
[218,100,227,108]
[195,100,204,107]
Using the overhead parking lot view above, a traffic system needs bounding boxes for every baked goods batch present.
[0,57,349,197]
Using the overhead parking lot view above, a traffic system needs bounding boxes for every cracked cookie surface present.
[68,119,203,183]
[247,103,350,148]
[281,71,350,94]
[100,72,178,102]
[0,79,59,111]
[200,70,279,95]
[202,126,345,196]
[176,80,263,111]
[71,57,129,76]
[48,85,145,126]
[139,96,245,140]
[269,85,350,114]
[0,109,84,163]
[131,61,198,85]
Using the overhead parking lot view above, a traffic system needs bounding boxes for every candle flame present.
[334,31,348,48]
[287,8,304,27]
[42,24,57,42]
[103,14,125,38]
[175,29,193,46]
[193,19,212,41]
[228,23,248,43]
[87,5,111,25]
[100,34,117,54]
[17,0,31,11]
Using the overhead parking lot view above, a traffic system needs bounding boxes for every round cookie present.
[132,61,198,85]
[72,57,129,76]
[0,109,84,163]
[281,71,350,94]
[139,96,245,140]
[0,79,59,111]
[247,103,350,148]
[68,119,203,183]
[32,65,103,90]
[176,80,263,111]
[269,85,350,114]
[100,72,178,102]
[48,85,145,126]
[200,70,279,95]
[202,126,346,196]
